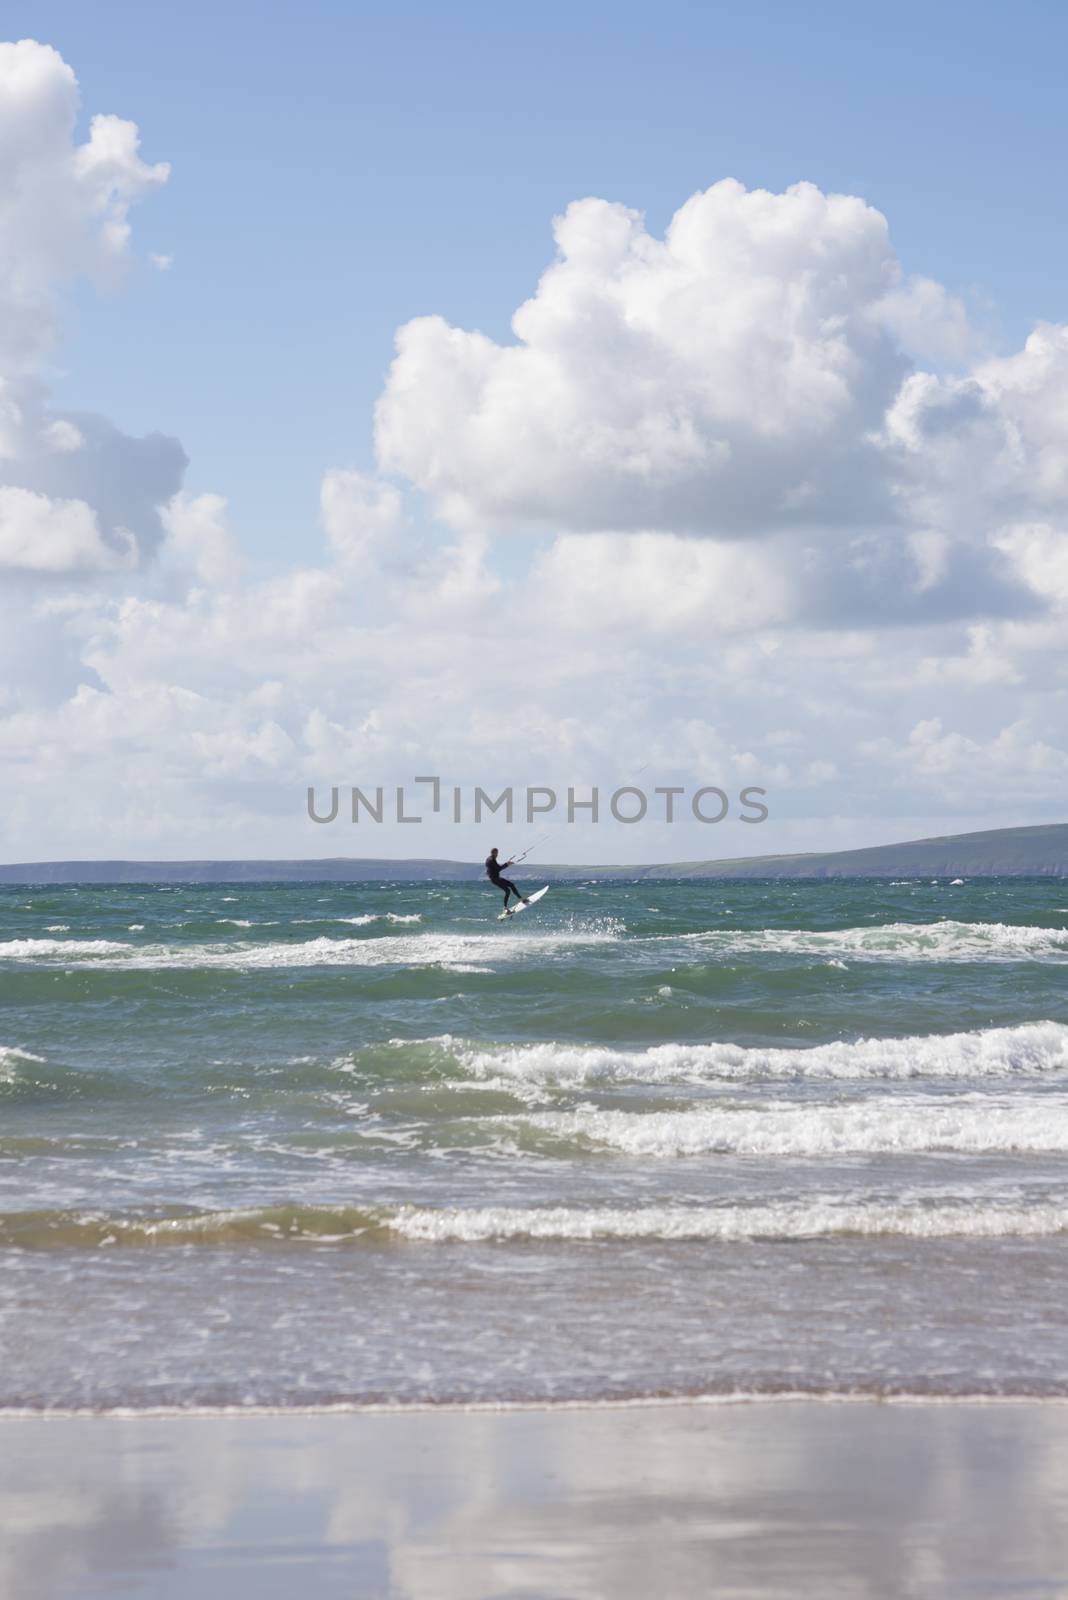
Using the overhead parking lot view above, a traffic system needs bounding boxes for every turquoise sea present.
[2,876,1068,1409]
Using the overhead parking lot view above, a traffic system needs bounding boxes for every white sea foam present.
[0,1046,46,1083]
[0,938,131,959]
[440,1022,1068,1088]
[295,913,421,927]
[18,1193,1067,1248]
[651,921,1068,962]
[386,1198,1068,1243]
[291,913,378,926]
[44,924,69,932]
[0,927,615,971]
[513,1096,1068,1157]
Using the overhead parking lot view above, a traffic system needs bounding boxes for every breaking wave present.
[0,1045,46,1084]
[655,921,1068,962]
[0,925,617,972]
[434,1022,1068,1088]
[7,1195,1068,1249]
[510,1096,1068,1157]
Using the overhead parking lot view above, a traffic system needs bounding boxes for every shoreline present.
[7,1388,1068,1420]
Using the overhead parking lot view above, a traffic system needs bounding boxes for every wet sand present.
[3,1400,1068,1599]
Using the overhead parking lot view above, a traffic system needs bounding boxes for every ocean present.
[2,876,1068,1411]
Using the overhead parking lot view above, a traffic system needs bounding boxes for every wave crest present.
[658,921,1068,962]
[6,1195,1068,1249]
[437,1022,1068,1088]
[0,924,616,971]
[511,1097,1068,1157]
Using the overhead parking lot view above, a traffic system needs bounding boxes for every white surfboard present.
[497,885,549,920]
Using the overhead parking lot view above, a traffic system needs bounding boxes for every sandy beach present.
[4,1399,1068,1599]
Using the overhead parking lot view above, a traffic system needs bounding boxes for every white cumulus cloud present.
[0,40,180,580]
[0,39,169,373]
[376,179,975,540]
[0,484,132,572]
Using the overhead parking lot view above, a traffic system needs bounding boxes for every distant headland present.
[1,822,1066,883]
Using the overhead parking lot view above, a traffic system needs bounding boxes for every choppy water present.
[3,876,1068,1409]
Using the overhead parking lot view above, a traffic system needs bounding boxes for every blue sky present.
[2,5,1068,861]
[11,0,1068,564]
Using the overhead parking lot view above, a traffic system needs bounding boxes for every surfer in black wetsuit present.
[485,847,528,914]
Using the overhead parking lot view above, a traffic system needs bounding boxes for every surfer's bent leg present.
[500,877,521,908]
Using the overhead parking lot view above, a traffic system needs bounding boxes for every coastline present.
[6,1387,1068,1418]
[5,1397,1068,1598]
[3,819,1067,883]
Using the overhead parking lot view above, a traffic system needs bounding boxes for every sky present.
[1,1,1067,864]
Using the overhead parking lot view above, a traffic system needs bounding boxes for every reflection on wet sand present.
[4,1402,1068,1599]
